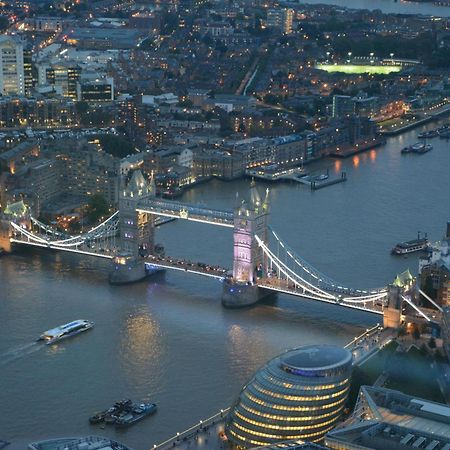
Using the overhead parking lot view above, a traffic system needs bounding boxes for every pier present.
[329,138,387,158]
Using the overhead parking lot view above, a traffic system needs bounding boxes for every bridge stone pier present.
[222,182,274,308]
[109,171,156,284]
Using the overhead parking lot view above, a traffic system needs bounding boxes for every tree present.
[398,325,407,337]
[87,194,109,223]
[0,16,9,32]
[95,134,136,158]
[428,337,436,349]
[75,101,89,115]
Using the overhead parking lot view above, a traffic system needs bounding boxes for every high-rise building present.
[266,8,294,34]
[23,48,34,96]
[0,36,25,96]
[37,62,81,99]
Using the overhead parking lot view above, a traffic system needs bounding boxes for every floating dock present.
[246,166,308,183]
[296,172,347,190]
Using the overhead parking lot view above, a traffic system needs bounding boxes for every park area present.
[348,340,444,408]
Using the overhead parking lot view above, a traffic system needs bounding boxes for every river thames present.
[1,120,450,450]
[298,0,450,17]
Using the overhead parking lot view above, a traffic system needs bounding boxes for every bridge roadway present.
[137,199,234,227]
[256,277,385,315]
[145,255,229,280]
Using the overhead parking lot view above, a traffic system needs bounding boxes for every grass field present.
[316,64,402,74]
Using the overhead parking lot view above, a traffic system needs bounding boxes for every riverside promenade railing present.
[152,408,230,450]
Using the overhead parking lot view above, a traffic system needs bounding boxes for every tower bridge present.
[0,170,439,328]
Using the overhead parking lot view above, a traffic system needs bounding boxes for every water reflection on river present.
[1,120,450,450]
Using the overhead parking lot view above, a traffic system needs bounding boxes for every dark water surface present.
[1,121,449,449]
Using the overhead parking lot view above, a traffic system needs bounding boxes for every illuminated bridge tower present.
[383,270,414,328]
[383,284,403,329]
[109,170,156,284]
[222,181,273,308]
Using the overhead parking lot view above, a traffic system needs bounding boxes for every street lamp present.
[370,52,374,64]
[347,51,352,63]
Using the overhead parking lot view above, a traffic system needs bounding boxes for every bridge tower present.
[0,200,31,253]
[222,181,273,307]
[109,170,156,284]
[383,284,403,328]
[383,270,415,328]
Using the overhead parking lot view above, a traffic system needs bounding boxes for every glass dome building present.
[226,344,352,448]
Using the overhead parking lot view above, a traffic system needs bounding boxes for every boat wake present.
[0,341,44,366]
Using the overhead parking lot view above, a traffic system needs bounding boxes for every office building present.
[226,345,352,447]
[0,36,25,96]
[325,386,450,450]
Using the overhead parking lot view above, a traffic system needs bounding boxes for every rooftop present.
[280,345,352,371]
[28,436,133,450]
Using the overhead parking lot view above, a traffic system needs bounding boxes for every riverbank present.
[380,104,450,136]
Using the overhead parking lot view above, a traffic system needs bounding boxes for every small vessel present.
[315,169,329,181]
[89,399,132,424]
[392,233,429,255]
[418,130,438,139]
[411,142,425,152]
[401,142,431,154]
[38,320,94,345]
[90,400,156,427]
[115,402,157,427]
[418,143,433,153]
[439,129,450,139]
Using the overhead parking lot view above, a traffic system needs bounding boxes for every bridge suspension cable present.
[269,227,387,299]
[11,212,120,256]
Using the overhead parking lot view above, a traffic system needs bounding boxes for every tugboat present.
[89,399,132,425]
[417,143,432,153]
[392,232,430,255]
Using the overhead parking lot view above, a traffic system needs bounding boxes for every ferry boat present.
[392,233,429,255]
[38,320,94,345]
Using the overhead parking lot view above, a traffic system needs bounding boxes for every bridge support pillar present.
[109,170,157,285]
[0,218,12,253]
[222,181,274,308]
[383,285,403,329]
[222,279,274,308]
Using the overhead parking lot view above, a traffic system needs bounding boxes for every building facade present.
[226,345,352,447]
[0,36,25,96]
